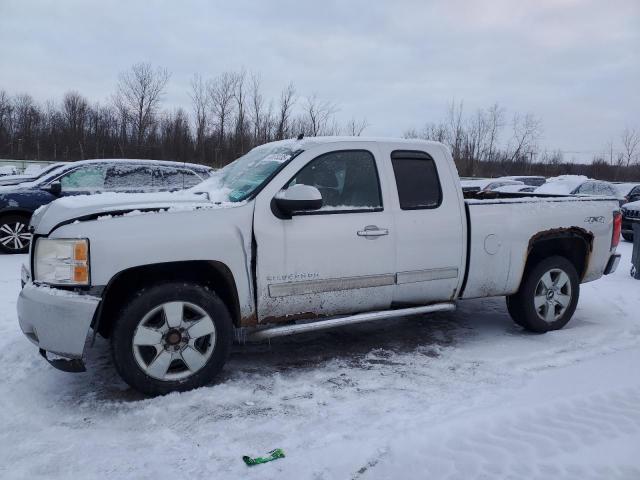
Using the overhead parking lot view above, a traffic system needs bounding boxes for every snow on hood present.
[622,199,640,211]
[534,175,588,195]
[30,189,239,234]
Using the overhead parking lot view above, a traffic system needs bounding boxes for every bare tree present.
[509,112,542,162]
[189,74,209,162]
[344,117,369,136]
[446,99,465,162]
[466,109,490,174]
[276,82,296,140]
[232,69,247,153]
[113,62,170,150]
[208,72,235,148]
[249,73,265,143]
[62,91,88,158]
[485,103,504,162]
[621,127,640,167]
[303,94,338,136]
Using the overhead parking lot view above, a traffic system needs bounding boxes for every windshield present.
[34,163,65,178]
[194,144,300,202]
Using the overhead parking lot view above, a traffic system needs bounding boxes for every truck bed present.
[460,193,620,299]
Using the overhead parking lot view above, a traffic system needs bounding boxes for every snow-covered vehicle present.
[620,200,640,242]
[499,175,546,187]
[18,137,623,395]
[460,178,523,193]
[491,184,535,193]
[536,176,626,206]
[0,159,214,253]
[0,165,19,177]
[0,162,66,187]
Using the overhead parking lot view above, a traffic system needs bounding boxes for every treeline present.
[1,63,639,181]
[0,63,365,167]
[405,100,640,181]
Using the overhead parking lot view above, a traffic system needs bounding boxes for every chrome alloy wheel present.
[132,301,216,381]
[534,268,572,323]
[0,220,31,251]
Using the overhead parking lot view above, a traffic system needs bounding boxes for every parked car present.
[614,182,640,204]
[460,178,524,193]
[0,159,213,253]
[0,165,20,177]
[491,184,536,193]
[620,200,640,242]
[17,137,622,395]
[0,162,67,187]
[500,175,546,187]
[536,176,625,206]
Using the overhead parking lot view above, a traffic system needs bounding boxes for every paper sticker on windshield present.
[264,153,291,163]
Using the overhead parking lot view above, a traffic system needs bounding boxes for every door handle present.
[357,225,389,238]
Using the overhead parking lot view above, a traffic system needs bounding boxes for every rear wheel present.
[111,282,233,396]
[506,256,579,333]
[0,214,32,254]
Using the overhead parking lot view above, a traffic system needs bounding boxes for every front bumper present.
[18,282,100,361]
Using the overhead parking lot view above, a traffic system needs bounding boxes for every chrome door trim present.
[396,267,459,285]
[268,273,396,298]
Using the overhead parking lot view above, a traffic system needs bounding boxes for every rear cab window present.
[390,150,442,209]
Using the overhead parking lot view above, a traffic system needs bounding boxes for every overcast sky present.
[1,0,638,161]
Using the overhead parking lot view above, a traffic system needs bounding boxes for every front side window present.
[391,151,442,209]
[575,183,592,195]
[287,150,382,211]
[59,165,107,192]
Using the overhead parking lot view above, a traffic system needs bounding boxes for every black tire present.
[622,232,633,242]
[111,282,233,396]
[0,214,32,254]
[506,256,580,333]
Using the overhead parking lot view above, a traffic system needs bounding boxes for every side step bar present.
[247,302,456,341]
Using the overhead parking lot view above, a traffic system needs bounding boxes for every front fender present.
[46,203,256,320]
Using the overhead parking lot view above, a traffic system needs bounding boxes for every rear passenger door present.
[104,165,154,193]
[383,148,465,304]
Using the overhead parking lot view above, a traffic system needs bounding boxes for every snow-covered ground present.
[1,244,639,479]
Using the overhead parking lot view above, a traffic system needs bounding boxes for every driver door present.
[253,145,396,323]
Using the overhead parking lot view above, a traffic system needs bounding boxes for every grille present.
[622,208,640,219]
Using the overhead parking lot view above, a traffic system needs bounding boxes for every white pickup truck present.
[18,137,623,395]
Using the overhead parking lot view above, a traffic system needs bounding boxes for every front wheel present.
[506,256,580,333]
[0,214,32,254]
[621,232,633,242]
[111,282,233,396]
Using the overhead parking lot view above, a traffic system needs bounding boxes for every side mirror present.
[273,184,323,218]
[44,181,62,196]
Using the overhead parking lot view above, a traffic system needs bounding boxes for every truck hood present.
[31,191,226,234]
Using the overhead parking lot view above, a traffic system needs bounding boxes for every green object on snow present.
[242,448,285,466]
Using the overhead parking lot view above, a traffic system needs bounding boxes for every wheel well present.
[525,228,593,280]
[95,261,241,338]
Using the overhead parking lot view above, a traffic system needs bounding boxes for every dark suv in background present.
[0,159,213,253]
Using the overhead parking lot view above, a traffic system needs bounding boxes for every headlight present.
[34,238,90,286]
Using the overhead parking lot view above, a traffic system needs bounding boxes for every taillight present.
[612,211,622,249]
